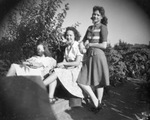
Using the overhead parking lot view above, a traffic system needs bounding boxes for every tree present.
[1,0,69,59]
[114,39,132,51]
[16,0,69,59]
[0,0,69,76]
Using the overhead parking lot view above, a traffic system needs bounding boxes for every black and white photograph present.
[0,0,150,120]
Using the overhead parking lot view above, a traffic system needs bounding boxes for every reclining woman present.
[44,27,84,103]
[6,41,56,80]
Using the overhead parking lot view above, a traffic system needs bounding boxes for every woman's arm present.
[88,41,107,49]
[79,41,87,54]
[57,55,82,68]
[32,62,43,67]
[22,61,31,66]
[86,25,108,50]
[29,62,44,69]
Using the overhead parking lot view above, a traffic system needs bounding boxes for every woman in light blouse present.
[44,27,84,103]
[6,41,56,80]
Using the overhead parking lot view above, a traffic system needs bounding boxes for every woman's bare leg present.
[96,87,104,103]
[44,72,58,103]
[79,84,98,108]
[48,80,57,98]
[6,64,16,76]
[43,72,58,86]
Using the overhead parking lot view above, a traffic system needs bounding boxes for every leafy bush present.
[111,43,150,103]
[105,41,150,88]
[105,48,128,86]
[124,47,150,81]
[0,0,69,76]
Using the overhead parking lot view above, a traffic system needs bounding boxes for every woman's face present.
[37,44,44,56]
[92,10,102,24]
[66,30,75,45]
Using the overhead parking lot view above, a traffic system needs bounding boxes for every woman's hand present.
[88,42,107,49]
[79,42,87,54]
[56,62,64,68]
[30,62,44,69]
[85,43,91,49]
[22,61,32,66]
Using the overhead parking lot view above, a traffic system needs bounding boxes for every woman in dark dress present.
[77,6,110,113]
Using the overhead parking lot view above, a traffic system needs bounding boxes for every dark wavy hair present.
[64,27,81,41]
[91,6,108,26]
[36,41,51,57]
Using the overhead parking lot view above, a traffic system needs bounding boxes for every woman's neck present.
[68,41,75,47]
[93,21,101,26]
[40,54,45,57]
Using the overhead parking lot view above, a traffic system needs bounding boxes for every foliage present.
[105,48,127,86]
[114,39,133,51]
[124,48,150,80]
[107,42,150,103]
[0,0,69,76]
[16,0,69,59]
[110,40,150,85]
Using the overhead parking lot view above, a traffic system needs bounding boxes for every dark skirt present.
[77,47,110,87]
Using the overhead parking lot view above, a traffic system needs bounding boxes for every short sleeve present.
[82,26,91,43]
[76,44,83,57]
[42,57,56,68]
[83,30,88,43]
[100,25,108,42]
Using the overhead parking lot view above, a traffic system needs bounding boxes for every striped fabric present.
[83,23,108,43]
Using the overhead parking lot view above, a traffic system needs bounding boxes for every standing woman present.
[77,6,110,113]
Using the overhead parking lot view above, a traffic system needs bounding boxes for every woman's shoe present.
[83,96,91,105]
[90,101,104,114]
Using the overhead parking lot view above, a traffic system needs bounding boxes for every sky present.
[62,0,150,46]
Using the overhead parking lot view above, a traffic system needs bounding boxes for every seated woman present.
[44,27,84,103]
[6,41,56,80]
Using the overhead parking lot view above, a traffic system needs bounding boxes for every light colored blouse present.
[25,56,56,76]
[64,41,83,62]
[26,56,56,68]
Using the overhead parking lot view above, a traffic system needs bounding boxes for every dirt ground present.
[52,81,149,120]
[0,77,149,120]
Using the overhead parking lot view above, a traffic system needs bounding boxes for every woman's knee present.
[78,83,89,89]
[10,63,17,68]
[6,63,17,76]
